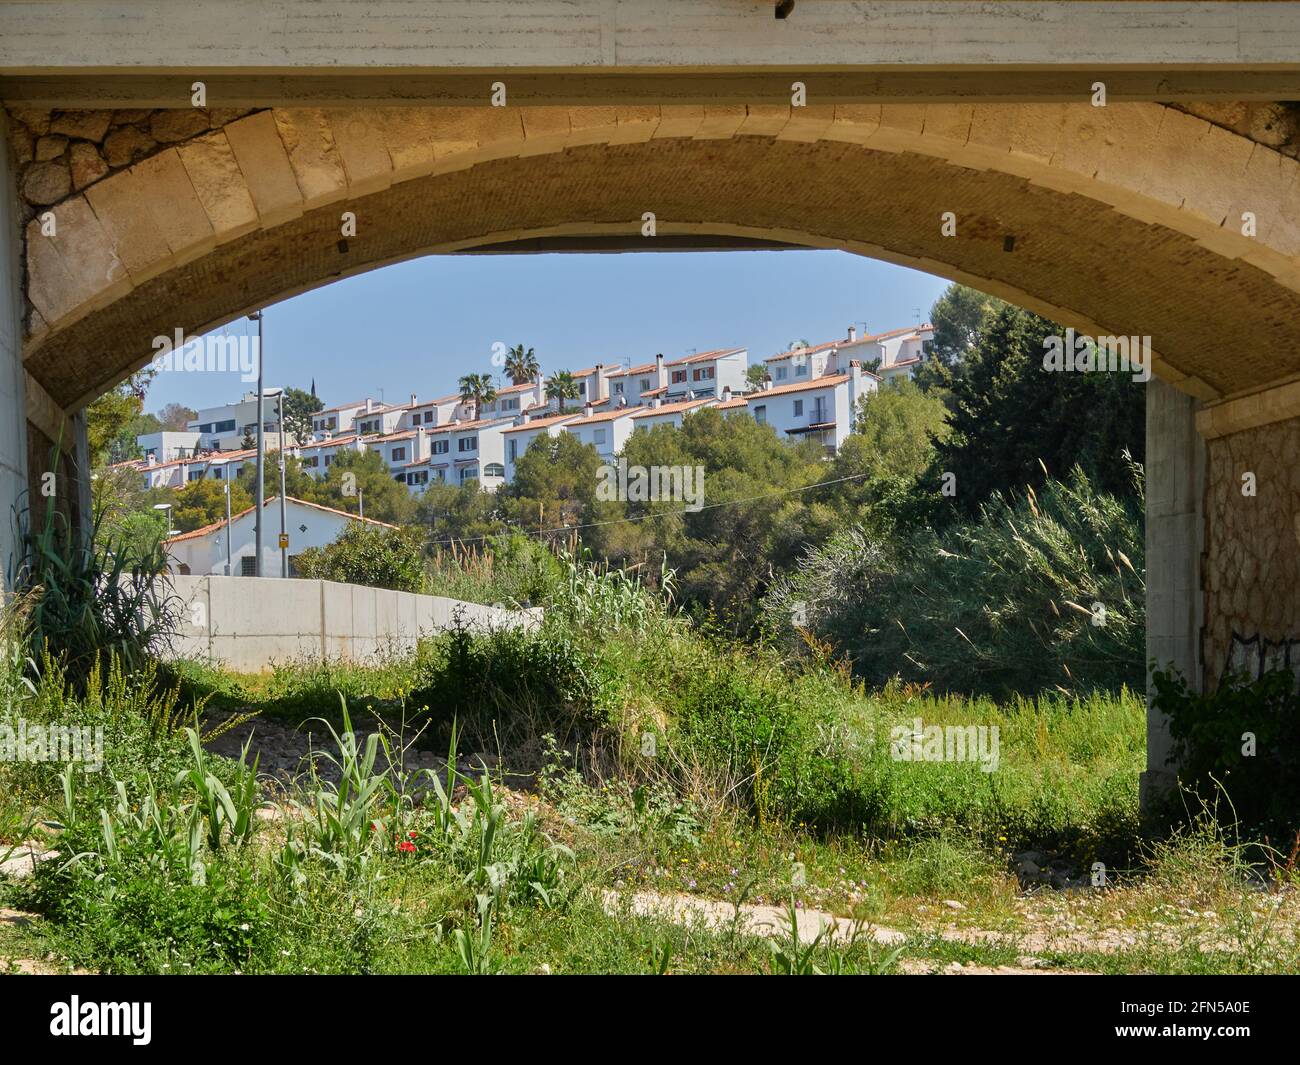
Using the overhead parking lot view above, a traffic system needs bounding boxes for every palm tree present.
[458,373,498,421]
[504,344,540,386]
[546,370,580,413]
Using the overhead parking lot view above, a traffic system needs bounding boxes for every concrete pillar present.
[1141,377,1205,809]
[0,112,29,595]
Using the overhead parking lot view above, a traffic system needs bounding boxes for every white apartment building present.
[137,431,201,465]
[400,393,466,431]
[665,348,747,402]
[187,389,289,452]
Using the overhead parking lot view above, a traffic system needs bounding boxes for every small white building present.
[561,404,639,463]
[163,496,396,577]
[628,396,716,433]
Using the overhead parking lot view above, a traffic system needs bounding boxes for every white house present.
[560,405,639,463]
[438,416,513,489]
[628,396,716,433]
[163,496,396,577]
[400,392,465,431]
[665,348,747,402]
[501,411,582,481]
[607,356,667,406]
[482,377,546,419]
[746,361,877,454]
[296,434,364,477]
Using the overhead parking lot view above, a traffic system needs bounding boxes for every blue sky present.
[145,250,950,415]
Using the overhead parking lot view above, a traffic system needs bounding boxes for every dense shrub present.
[1151,666,1300,839]
[763,465,1144,698]
[294,523,423,591]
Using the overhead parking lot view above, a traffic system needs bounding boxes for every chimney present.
[410,393,418,407]
[416,426,427,459]
[655,353,666,390]
[722,385,732,402]
[849,359,863,405]
[763,375,773,391]
[594,364,608,402]
[583,402,594,418]
[651,397,662,409]
[847,325,856,342]
[535,372,546,409]
[519,409,531,425]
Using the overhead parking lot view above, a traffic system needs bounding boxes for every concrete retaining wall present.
[164,575,543,673]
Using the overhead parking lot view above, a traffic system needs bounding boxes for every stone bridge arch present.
[7,96,1300,803]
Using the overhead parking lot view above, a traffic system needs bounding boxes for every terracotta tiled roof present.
[164,496,395,544]
[629,398,715,419]
[567,407,639,425]
[747,373,851,400]
[666,347,744,366]
[502,412,582,433]
[607,361,658,378]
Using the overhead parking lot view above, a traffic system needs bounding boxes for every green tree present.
[85,371,153,467]
[504,344,540,386]
[294,523,424,592]
[171,477,253,533]
[500,431,606,536]
[913,283,1005,394]
[545,370,580,413]
[745,364,768,390]
[235,451,323,504]
[314,448,416,525]
[931,301,1144,515]
[416,481,506,545]
[604,409,834,633]
[281,386,324,443]
[155,402,197,431]
[458,374,498,421]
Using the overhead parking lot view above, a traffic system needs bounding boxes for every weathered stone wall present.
[1203,414,1300,686]
[4,107,258,218]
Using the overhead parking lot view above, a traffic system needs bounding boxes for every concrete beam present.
[2,3,1300,103]
[7,69,1300,109]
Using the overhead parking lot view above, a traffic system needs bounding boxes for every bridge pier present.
[1142,378,1206,809]
[0,110,28,594]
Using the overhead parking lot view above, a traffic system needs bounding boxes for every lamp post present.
[223,480,232,576]
[249,310,264,576]
[277,390,288,578]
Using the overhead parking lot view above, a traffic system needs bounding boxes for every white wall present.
[166,575,543,672]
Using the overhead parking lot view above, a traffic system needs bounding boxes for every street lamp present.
[152,502,175,537]
[249,310,264,576]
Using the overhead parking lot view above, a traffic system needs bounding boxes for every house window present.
[578,382,587,396]
[793,399,803,417]
[302,456,318,468]
[423,411,434,423]
[458,436,477,452]
[215,419,236,433]
[775,366,787,380]
[812,398,828,423]
[460,467,479,484]
[795,363,808,377]
[692,367,714,382]
[508,439,517,462]
[324,455,333,466]
[188,470,203,481]
[594,428,606,445]
[240,556,257,576]
[483,462,505,478]
[671,370,687,384]
[613,382,624,394]
[393,473,406,483]
[432,439,449,455]
[752,405,766,425]
[391,447,406,461]
[639,378,650,391]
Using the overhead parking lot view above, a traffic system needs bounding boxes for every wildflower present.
[397,840,416,854]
